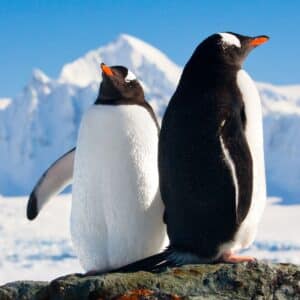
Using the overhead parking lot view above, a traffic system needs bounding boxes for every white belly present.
[71,105,166,272]
[231,70,267,251]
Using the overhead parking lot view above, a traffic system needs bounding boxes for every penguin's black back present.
[159,62,252,259]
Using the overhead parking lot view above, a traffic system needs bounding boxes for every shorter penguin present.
[27,63,167,273]
[115,32,269,273]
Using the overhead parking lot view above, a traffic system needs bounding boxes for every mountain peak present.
[118,33,140,43]
[117,33,165,56]
[31,68,50,84]
[59,34,181,88]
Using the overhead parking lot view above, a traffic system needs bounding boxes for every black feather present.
[27,192,38,220]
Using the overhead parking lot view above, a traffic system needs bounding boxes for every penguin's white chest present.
[71,105,166,272]
[232,70,267,250]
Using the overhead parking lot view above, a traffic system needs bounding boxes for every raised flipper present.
[27,147,75,220]
[220,107,253,225]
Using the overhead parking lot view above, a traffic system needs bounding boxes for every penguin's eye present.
[126,81,135,88]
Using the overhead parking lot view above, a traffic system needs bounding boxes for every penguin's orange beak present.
[250,36,269,47]
[100,63,114,76]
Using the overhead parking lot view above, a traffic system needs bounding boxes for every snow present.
[0,195,299,285]
[243,198,300,264]
[0,195,82,284]
[31,68,51,84]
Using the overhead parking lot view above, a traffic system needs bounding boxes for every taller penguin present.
[27,63,166,273]
[117,32,269,272]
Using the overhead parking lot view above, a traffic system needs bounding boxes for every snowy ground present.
[0,195,82,285]
[0,195,299,285]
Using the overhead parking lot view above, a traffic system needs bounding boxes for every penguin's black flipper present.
[220,108,253,225]
[27,147,76,220]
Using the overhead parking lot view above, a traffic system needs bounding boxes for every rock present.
[0,281,48,300]
[0,262,300,300]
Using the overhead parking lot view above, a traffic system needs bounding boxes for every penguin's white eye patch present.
[218,33,241,48]
[125,70,137,82]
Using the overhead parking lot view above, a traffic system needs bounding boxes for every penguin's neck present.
[95,89,123,105]
[94,95,146,106]
[94,95,120,105]
[94,96,159,130]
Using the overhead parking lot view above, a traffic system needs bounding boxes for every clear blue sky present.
[0,0,299,97]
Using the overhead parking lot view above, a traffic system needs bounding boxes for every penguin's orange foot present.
[221,251,256,263]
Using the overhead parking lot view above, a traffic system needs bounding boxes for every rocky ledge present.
[0,262,299,300]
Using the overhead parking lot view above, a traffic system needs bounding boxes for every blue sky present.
[0,0,299,97]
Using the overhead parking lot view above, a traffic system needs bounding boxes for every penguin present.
[27,63,166,273]
[115,32,269,273]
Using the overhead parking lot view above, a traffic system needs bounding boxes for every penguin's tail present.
[113,246,205,273]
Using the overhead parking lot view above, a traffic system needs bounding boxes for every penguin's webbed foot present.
[221,251,256,263]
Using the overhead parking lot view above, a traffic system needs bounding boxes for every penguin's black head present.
[96,63,145,105]
[191,32,269,68]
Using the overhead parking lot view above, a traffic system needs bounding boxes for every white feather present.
[219,32,241,48]
[71,105,167,272]
[219,135,239,212]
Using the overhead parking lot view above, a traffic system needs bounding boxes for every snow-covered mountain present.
[0,34,299,203]
[259,83,300,202]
